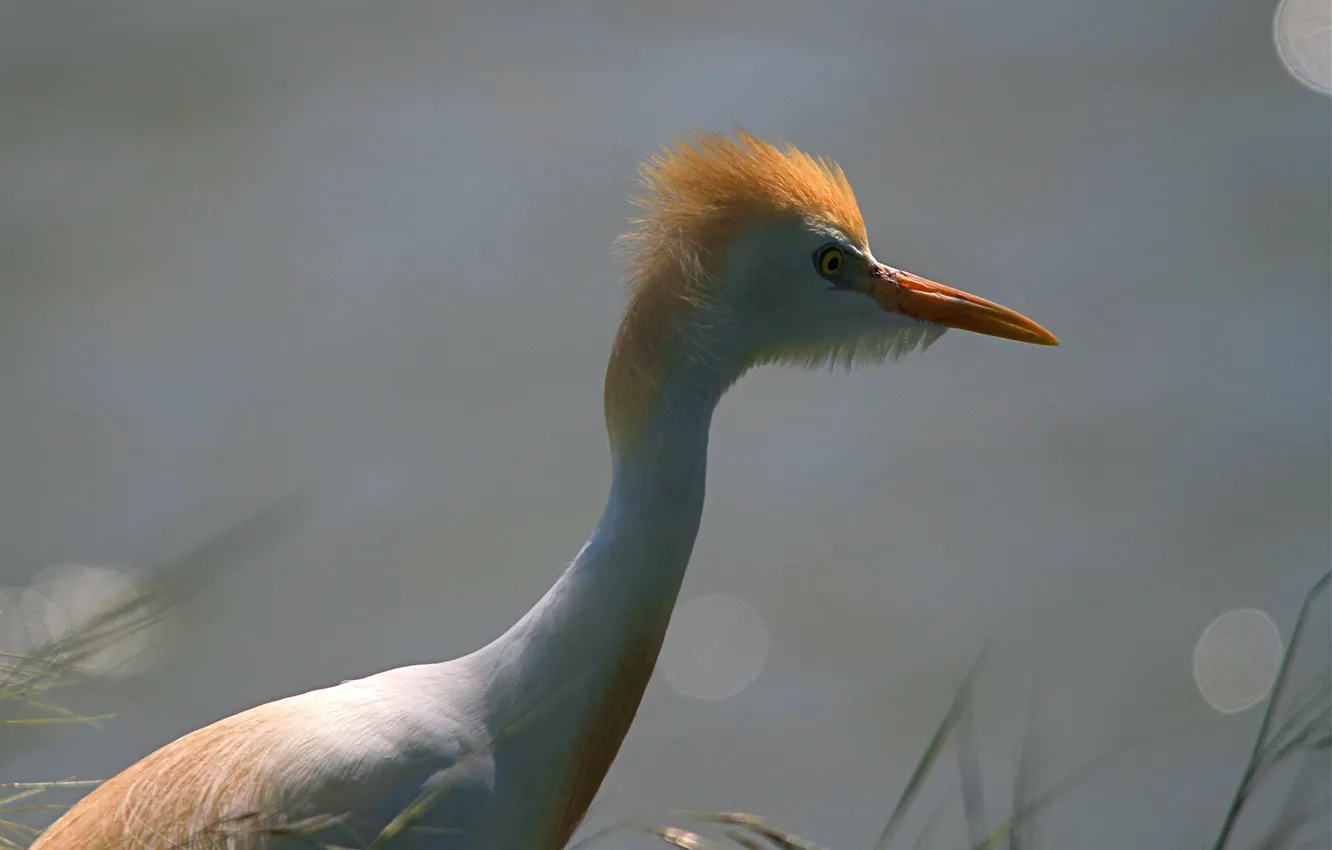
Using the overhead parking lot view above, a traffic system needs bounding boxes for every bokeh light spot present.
[1192,608,1284,714]
[1274,0,1331,94]
[0,563,162,679]
[658,593,769,701]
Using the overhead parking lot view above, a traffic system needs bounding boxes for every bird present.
[32,129,1058,850]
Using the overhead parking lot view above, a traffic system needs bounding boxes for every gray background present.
[2,1,1328,846]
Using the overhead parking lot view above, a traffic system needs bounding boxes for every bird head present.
[605,129,1057,445]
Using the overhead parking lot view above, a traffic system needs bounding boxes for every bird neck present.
[481,388,714,717]
[473,353,718,843]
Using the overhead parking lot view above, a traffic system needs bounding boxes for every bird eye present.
[815,245,846,279]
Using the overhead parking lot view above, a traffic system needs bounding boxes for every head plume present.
[606,129,869,445]
[622,128,868,280]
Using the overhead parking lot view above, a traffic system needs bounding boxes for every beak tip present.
[1013,318,1059,347]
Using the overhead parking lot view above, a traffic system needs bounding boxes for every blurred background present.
[1,1,1328,846]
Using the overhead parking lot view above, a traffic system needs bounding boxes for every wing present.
[33,664,498,850]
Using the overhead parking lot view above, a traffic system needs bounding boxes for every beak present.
[859,263,1059,346]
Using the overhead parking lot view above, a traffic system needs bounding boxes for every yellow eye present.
[816,245,846,278]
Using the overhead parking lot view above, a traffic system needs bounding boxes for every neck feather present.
[478,341,719,847]
[604,220,756,450]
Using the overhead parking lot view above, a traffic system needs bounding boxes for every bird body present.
[32,130,1056,850]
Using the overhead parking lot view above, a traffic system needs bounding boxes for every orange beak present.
[859,263,1059,346]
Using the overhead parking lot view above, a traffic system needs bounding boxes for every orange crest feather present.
[606,129,867,444]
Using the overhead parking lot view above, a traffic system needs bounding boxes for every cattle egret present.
[32,130,1058,850]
